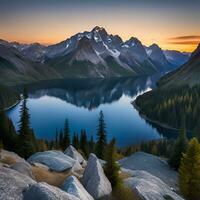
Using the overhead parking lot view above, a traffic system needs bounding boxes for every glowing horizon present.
[0,0,200,52]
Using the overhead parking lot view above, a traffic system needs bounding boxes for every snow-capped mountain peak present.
[92,26,107,33]
[125,37,141,48]
[0,26,190,75]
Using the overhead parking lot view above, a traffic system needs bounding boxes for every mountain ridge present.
[0,44,60,86]
[158,43,200,87]
[0,26,192,85]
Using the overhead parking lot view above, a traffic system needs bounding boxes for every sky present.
[0,0,200,52]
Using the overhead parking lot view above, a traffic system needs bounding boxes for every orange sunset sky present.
[0,0,200,52]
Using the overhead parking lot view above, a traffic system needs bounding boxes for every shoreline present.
[3,100,20,111]
[132,100,188,132]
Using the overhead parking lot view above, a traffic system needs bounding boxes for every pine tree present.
[179,138,200,200]
[63,119,70,149]
[0,110,17,151]
[59,129,64,150]
[37,139,48,151]
[76,133,79,148]
[0,139,3,150]
[80,129,89,158]
[104,138,120,188]
[125,146,132,156]
[72,132,79,149]
[193,121,200,142]
[55,128,58,149]
[169,127,188,170]
[151,144,158,155]
[49,140,54,150]
[72,132,76,148]
[96,110,107,159]
[89,134,95,153]
[18,88,37,158]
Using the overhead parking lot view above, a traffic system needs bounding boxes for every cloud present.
[168,41,200,45]
[169,36,200,40]
[167,35,200,45]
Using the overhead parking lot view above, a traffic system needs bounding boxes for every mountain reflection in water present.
[7,75,178,147]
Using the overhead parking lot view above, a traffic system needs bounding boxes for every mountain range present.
[0,26,191,85]
[158,44,200,87]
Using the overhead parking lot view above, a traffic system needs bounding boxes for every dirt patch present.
[1,156,17,165]
[32,166,72,187]
[32,166,84,187]
[119,170,132,180]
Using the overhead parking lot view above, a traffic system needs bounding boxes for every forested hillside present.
[0,85,19,109]
[135,85,200,135]
[135,44,200,134]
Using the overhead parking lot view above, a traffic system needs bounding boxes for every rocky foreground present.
[0,146,184,200]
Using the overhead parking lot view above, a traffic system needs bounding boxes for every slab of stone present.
[23,182,79,200]
[119,152,178,189]
[28,150,76,172]
[0,167,35,200]
[10,161,35,179]
[81,153,112,199]
[64,146,85,164]
[124,170,184,200]
[62,175,94,200]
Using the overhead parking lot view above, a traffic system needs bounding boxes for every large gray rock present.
[119,152,178,189]
[81,153,112,199]
[124,170,184,200]
[62,175,94,200]
[28,150,77,172]
[71,160,83,172]
[0,167,35,200]
[23,182,79,200]
[10,161,35,179]
[64,145,85,164]
[0,149,25,163]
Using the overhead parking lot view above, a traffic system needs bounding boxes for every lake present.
[7,76,178,147]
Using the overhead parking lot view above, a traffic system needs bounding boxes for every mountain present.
[11,42,47,62]
[0,39,46,62]
[124,37,150,62]
[45,27,157,77]
[0,26,191,84]
[158,44,200,87]
[163,50,190,67]
[119,38,157,74]
[146,44,174,72]
[46,36,134,78]
[0,44,60,86]
[45,26,124,59]
[45,26,158,77]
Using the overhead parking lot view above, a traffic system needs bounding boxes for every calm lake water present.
[7,76,178,147]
